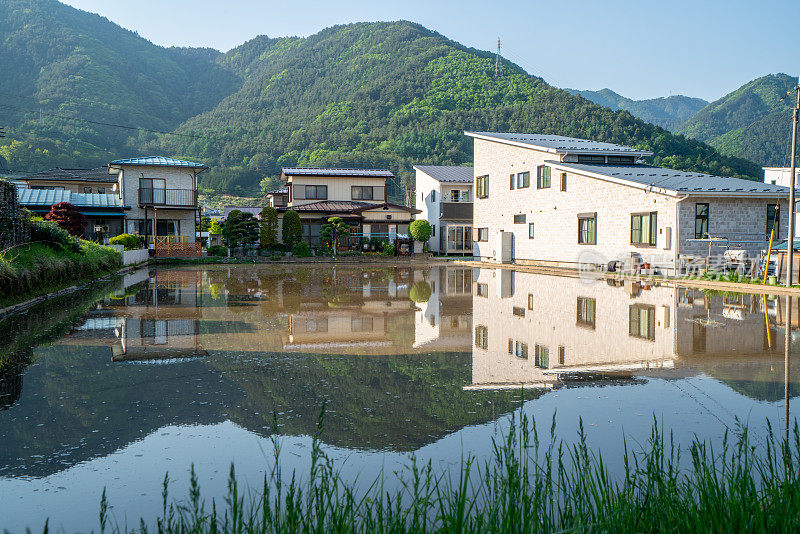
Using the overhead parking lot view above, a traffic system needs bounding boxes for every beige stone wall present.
[288,176,386,206]
[677,196,789,258]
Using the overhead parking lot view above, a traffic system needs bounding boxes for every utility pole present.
[494,38,502,78]
[786,76,800,287]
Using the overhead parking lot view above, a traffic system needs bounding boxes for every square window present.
[513,214,526,224]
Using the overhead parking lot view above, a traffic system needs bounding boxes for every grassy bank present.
[81,411,800,533]
[0,240,121,307]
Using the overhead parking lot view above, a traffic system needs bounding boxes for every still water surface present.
[0,264,798,531]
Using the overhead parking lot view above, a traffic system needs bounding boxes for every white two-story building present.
[414,165,473,255]
[469,132,789,272]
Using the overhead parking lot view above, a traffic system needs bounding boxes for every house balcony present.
[440,201,473,221]
[139,188,198,208]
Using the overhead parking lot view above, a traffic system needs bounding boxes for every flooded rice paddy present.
[0,264,798,531]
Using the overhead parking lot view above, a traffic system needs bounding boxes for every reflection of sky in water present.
[0,265,797,532]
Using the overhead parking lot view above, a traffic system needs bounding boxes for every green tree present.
[320,216,350,257]
[200,216,211,231]
[282,210,302,249]
[409,220,432,243]
[209,220,223,235]
[260,206,279,248]
[223,210,259,248]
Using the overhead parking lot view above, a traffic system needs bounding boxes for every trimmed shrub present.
[282,210,302,249]
[108,234,143,251]
[409,220,432,243]
[260,206,279,248]
[293,241,312,258]
[207,245,228,256]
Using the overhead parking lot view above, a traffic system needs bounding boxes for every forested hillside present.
[0,0,764,195]
[0,0,239,171]
[565,88,708,130]
[677,73,795,167]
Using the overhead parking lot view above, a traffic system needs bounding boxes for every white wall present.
[414,170,441,252]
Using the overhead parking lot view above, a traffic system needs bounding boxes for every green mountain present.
[0,0,763,195]
[564,88,708,130]
[677,73,795,167]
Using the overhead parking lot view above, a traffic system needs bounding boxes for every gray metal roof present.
[109,156,208,169]
[20,167,115,183]
[414,165,474,183]
[281,167,394,178]
[465,131,652,156]
[550,162,790,196]
[17,188,126,209]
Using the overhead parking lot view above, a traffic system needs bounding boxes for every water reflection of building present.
[413,266,472,351]
[467,269,785,391]
[68,268,207,361]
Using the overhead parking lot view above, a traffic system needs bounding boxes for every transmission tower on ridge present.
[494,38,502,78]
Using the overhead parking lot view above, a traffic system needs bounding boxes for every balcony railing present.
[139,188,198,208]
[440,202,473,220]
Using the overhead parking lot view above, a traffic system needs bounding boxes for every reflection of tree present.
[282,281,302,314]
[0,365,22,410]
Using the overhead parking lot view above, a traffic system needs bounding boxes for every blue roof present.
[109,156,208,169]
[17,188,127,209]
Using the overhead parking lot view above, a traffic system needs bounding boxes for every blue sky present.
[62,0,796,102]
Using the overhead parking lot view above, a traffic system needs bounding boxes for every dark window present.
[508,339,514,354]
[558,346,565,365]
[352,186,373,200]
[578,213,597,244]
[475,283,488,297]
[306,185,328,200]
[695,203,709,239]
[476,228,489,242]
[767,204,780,239]
[560,173,567,192]
[513,214,526,224]
[475,325,488,349]
[476,175,489,198]
[431,224,435,237]
[537,165,551,189]
[432,190,436,202]
[535,345,549,368]
[631,212,658,246]
[576,297,596,329]
[84,187,92,193]
[528,223,535,239]
[513,306,525,317]
[629,305,656,341]
[577,155,606,163]
[517,171,530,188]
[516,341,529,359]
[509,174,515,190]
[607,156,636,164]
[97,187,106,194]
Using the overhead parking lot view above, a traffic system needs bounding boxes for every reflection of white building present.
[467,268,779,391]
[413,266,473,350]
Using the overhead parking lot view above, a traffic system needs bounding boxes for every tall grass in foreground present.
[91,409,800,533]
